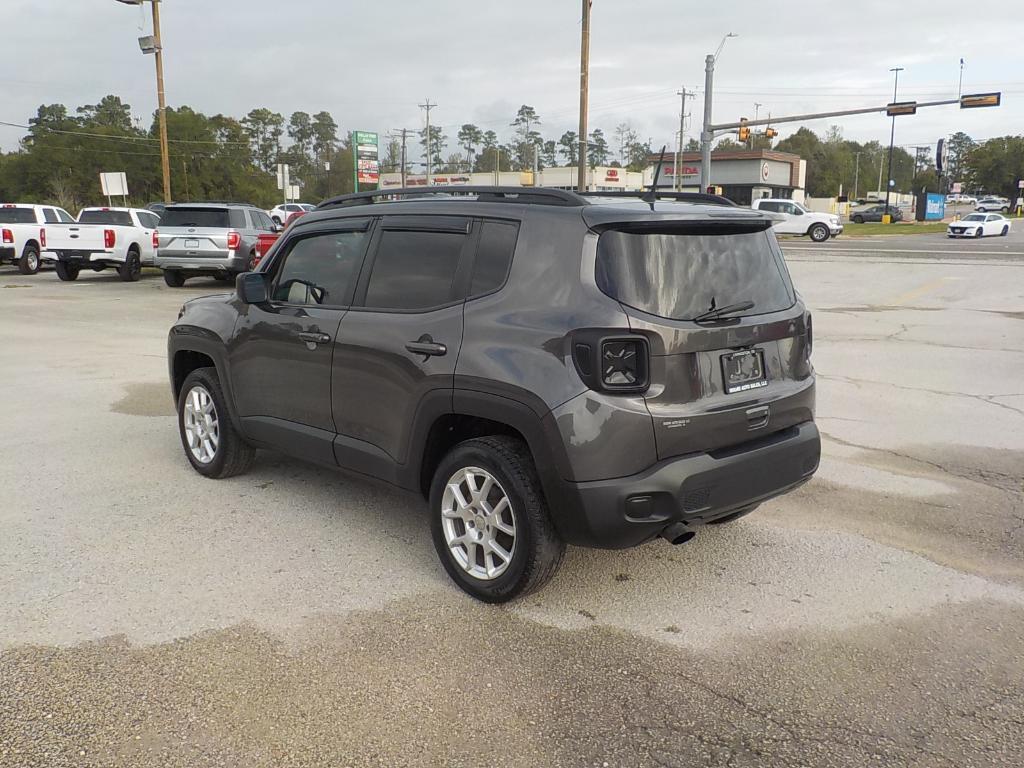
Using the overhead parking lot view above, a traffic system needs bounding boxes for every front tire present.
[117,249,141,282]
[18,244,40,275]
[808,223,830,242]
[163,269,185,287]
[852,215,864,224]
[177,368,256,479]
[975,228,984,238]
[429,436,565,603]
[1002,226,1010,236]
[55,261,80,281]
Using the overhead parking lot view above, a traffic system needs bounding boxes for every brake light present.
[104,229,115,249]
[806,313,813,358]
[40,228,46,248]
[2,228,12,244]
[152,230,159,249]
[571,332,650,394]
[227,230,241,250]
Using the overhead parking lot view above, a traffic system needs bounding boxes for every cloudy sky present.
[2,0,1022,159]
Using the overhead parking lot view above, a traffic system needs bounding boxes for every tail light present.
[2,228,12,244]
[571,331,649,393]
[152,230,159,249]
[805,313,813,358]
[227,230,241,250]
[40,228,46,248]
[104,229,116,249]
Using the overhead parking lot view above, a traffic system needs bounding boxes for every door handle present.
[298,331,331,345]
[405,335,447,358]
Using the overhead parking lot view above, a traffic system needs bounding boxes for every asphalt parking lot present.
[2,234,1023,767]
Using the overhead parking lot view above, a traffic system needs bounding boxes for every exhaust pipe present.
[660,522,695,546]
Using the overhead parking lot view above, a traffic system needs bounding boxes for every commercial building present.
[644,149,807,204]
[378,166,644,191]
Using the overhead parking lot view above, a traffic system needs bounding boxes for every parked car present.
[42,206,161,282]
[267,203,315,226]
[252,210,308,268]
[145,202,172,218]
[850,204,904,223]
[155,202,276,286]
[0,203,74,274]
[945,194,977,205]
[167,186,820,602]
[750,198,843,242]
[975,197,1009,213]
[948,213,1011,238]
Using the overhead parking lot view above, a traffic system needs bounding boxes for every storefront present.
[644,149,807,205]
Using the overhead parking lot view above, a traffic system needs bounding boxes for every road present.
[1,235,1022,767]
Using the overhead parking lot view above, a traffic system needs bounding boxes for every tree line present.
[0,95,1019,209]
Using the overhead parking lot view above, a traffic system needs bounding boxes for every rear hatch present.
[158,206,239,257]
[594,220,813,460]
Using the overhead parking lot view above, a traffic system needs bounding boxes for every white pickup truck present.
[751,198,843,242]
[42,207,161,282]
[0,203,76,274]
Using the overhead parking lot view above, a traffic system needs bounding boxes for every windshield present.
[596,225,796,321]
[78,210,134,226]
[159,207,230,228]
[0,208,37,224]
[962,214,986,221]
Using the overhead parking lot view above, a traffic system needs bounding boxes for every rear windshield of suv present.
[78,210,134,226]
[0,208,37,224]
[596,225,795,321]
[159,207,230,229]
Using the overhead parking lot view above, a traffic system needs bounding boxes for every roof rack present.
[579,190,738,207]
[170,200,259,207]
[317,186,591,209]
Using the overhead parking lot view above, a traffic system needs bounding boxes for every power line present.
[0,119,249,146]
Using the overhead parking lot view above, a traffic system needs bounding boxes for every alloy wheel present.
[183,384,220,464]
[441,466,516,580]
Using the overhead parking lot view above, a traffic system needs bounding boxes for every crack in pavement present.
[818,373,1024,419]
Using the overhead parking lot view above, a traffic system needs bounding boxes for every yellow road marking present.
[887,277,950,305]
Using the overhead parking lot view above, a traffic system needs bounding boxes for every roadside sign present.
[960,92,1001,109]
[951,182,962,194]
[353,130,379,189]
[886,101,918,116]
[99,171,128,197]
[936,138,948,173]
[276,164,290,191]
[1018,179,1024,189]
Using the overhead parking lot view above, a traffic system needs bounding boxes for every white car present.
[42,207,161,282]
[267,203,315,226]
[975,197,1009,213]
[947,213,1011,238]
[0,203,76,274]
[750,198,843,242]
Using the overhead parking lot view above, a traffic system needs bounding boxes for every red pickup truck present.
[253,210,306,267]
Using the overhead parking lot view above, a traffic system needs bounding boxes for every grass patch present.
[841,222,949,237]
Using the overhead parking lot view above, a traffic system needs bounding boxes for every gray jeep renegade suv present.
[167,186,819,602]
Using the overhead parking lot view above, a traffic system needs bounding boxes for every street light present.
[700,32,738,191]
[115,0,171,203]
[883,66,904,221]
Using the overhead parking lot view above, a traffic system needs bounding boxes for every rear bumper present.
[0,246,15,262]
[44,249,121,264]
[555,421,820,548]
[155,252,247,273]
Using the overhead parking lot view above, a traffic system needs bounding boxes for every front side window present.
[272,230,369,306]
[363,229,465,310]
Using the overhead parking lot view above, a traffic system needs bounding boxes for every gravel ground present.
[1,247,1022,767]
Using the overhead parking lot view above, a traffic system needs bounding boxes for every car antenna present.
[642,145,668,210]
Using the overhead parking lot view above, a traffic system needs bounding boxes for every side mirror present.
[236,272,268,304]
[273,223,284,233]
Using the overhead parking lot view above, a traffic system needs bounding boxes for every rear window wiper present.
[693,300,755,322]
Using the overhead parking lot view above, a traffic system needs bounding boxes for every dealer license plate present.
[721,349,768,394]
[184,239,200,248]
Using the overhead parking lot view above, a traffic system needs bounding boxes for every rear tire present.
[808,223,830,242]
[852,215,864,224]
[117,249,141,282]
[18,244,40,275]
[55,261,80,281]
[429,436,565,603]
[177,367,256,479]
[163,269,185,287]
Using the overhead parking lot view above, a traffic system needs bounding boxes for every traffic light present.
[738,119,750,142]
[960,92,1001,109]
[764,128,777,139]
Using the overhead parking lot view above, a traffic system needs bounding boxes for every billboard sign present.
[353,131,379,187]
[924,193,945,221]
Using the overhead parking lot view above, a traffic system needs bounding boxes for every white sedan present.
[947,213,1012,238]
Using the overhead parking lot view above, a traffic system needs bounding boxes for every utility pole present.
[884,67,904,220]
[389,129,414,188]
[675,87,694,191]
[577,0,591,192]
[751,102,763,149]
[700,33,737,192]
[419,99,436,186]
[151,0,170,203]
[853,151,862,200]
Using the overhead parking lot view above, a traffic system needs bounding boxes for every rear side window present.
[470,221,518,297]
[42,208,59,223]
[0,208,37,224]
[56,209,75,223]
[596,226,795,321]
[363,229,465,310]
[138,212,160,228]
[78,210,134,226]
[159,208,230,228]
[230,209,249,229]
[272,230,370,306]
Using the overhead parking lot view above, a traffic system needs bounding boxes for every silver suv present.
[156,202,277,286]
